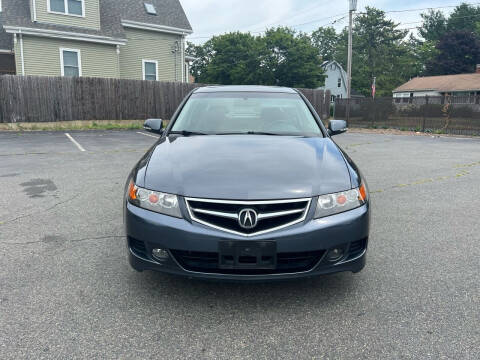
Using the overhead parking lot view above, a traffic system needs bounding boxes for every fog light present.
[326,247,345,262]
[152,248,169,260]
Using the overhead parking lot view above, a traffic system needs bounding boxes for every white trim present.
[19,34,25,76]
[47,0,85,18]
[4,26,127,46]
[0,0,2,12]
[60,48,82,77]
[181,36,185,82]
[142,59,158,81]
[0,49,13,54]
[121,20,193,35]
[32,0,38,21]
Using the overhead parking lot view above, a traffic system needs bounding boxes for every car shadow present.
[125,269,364,313]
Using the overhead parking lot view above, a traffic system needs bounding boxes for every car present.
[124,85,370,281]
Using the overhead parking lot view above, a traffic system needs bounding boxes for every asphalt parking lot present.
[0,130,479,359]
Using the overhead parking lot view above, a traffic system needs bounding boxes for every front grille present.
[170,249,324,275]
[185,197,311,236]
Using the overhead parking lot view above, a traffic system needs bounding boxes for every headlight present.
[127,180,182,218]
[314,183,368,219]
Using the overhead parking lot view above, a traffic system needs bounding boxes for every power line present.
[397,12,480,30]
[187,2,342,39]
[247,2,338,33]
[381,2,480,14]
[187,14,347,40]
[126,2,480,41]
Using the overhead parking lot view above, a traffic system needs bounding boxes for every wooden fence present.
[0,75,330,123]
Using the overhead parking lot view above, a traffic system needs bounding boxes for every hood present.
[143,135,352,200]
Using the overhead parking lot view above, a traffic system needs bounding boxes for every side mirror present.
[328,120,348,136]
[144,118,164,134]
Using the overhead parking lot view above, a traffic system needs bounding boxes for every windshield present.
[170,92,323,136]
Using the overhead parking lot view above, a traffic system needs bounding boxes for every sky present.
[181,0,467,43]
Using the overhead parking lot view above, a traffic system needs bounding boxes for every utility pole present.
[346,0,357,124]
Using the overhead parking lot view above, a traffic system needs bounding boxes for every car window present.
[171,92,323,136]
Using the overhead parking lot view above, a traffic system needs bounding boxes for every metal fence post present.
[422,95,428,132]
[371,98,376,128]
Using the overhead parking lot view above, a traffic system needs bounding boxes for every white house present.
[318,61,347,102]
[318,60,364,102]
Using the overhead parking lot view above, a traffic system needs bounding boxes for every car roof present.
[193,85,298,94]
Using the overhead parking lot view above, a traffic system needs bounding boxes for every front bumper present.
[124,201,370,281]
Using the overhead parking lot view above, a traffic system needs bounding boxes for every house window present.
[60,49,82,77]
[143,60,158,81]
[338,78,341,88]
[331,95,336,103]
[49,0,84,16]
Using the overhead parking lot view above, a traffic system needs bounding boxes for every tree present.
[200,32,269,85]
[263,27,324,88]
[311,27,338,61]
[334,7,416,97]
[425,31,480,75]
[419,10,447,42]
[406,36,439,76]
[186,28,324,88]
[186,41,214,80]
[447,3,480,33]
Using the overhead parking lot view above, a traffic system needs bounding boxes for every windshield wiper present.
[215,131,287,136]
[169,130,208,136]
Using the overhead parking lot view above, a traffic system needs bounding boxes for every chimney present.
[476,64,480,74]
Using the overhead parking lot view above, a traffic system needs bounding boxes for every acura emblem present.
[238,208,258,229]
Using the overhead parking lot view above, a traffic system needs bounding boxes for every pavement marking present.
[137,131,159,139]
[65,133,86,152]
[0,148,150,157]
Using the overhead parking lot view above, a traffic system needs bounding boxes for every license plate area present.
[219,241,277,269]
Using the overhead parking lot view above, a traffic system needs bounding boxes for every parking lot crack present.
[3,235,125,246]
[0,194,80,226]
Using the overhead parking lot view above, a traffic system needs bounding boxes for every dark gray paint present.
[142,135,353,199]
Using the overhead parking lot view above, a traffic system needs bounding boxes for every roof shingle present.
[394,73,480,93]
[105,0,192,31]
[0,13,13,50]
[0,0,191,41]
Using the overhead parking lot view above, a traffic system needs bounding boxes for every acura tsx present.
[124,86,370,281]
